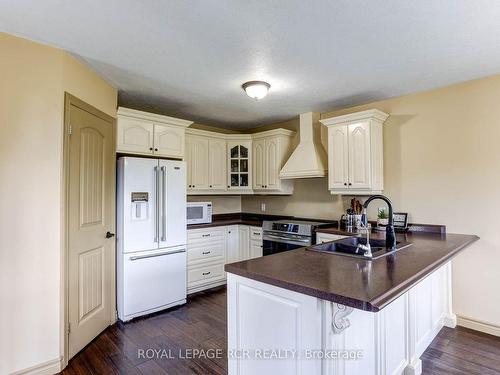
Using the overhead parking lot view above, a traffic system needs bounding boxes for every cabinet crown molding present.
[250,128,295,138]
[320,109,389,126]
[186,127,295,140]
[117,107,193,128]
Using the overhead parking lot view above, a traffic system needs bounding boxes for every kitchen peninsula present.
[225,230,478,375]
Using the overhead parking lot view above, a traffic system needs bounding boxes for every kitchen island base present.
[227,262,454,375]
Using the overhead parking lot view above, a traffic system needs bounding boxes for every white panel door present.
[189,135,209,190]
[153,123,185,158]
[348,122,371,189]
[226,225,240,263]
[121,157,158,253]
[117,117,154,154]
[208,138,227,190]
[67,98,115,358]
[122,248,186,318]
[265,136,281,190]
[328,125,349,190]
[159,160,187,249]
[252,138,265,189]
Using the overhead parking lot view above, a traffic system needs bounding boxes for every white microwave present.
[186,202,212,224]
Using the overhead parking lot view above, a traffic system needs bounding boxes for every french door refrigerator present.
[117,157,187,321]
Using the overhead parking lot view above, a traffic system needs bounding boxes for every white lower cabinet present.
[315,232,348,244]
[227,263,454,375]
[226,225,240,263]
[238,225,250,260]
[187,224,263,293]
[249,226,263,258]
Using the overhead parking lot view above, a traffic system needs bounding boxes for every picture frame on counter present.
[393,212,409,231]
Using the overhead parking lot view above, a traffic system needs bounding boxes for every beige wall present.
[0,33,117,374]
[187,195,242,214]
[243,75,500,329]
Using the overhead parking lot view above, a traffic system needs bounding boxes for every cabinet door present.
[117,117,154,154]
[328,125,349,190]
[185,135,193,188]
[187,135,209,190]
[249,240,263,259]
[252,138,265,189]
[153,124,184,158]
[226,225,240,263]
[208,138,227,190]
[265,136,281,190]
[227,141,252,190]
[348,122,371,189]
[238,226,250,260]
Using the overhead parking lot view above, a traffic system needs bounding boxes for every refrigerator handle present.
[161,166,167,242]
[154,166,159,243]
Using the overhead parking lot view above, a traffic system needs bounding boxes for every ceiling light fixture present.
[242,81,271,99]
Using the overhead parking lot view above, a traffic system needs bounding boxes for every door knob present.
[106,231,115,239]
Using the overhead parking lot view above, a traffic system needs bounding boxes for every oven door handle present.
[263,234,311,243]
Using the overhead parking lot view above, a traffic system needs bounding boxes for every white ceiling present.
[2,1,500,128]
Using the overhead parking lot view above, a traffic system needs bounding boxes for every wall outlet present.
[260,203,266,212]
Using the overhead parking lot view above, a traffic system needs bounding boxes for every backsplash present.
[187,195,241,214]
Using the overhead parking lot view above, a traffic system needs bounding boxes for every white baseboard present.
[11,357,62,375]
[443,313,457,328]
[404,358,422,375]
[457,315,500,337]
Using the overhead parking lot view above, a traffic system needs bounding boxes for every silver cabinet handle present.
[154,166,159,242]
[130,248,186,261]
[161,166,167,242]
[253,232,261,236]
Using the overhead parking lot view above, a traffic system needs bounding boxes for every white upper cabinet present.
[265,136,281,190]
[252,130,295,194]
[186,130,227,193]
[327,125,349,190]
[153,123,185,158]
[227,140,252,192]
[186,134,209,190]
[252,138,266,189]
[348,121,371,189]
[116,116,154,155]
[117,107,192,158]
[185,128,295,195]
[321,109,388,195]
[208,137,227,190]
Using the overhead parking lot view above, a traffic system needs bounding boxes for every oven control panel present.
[272,223,299,233]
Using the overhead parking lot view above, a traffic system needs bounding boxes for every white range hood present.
[279,112,327,179]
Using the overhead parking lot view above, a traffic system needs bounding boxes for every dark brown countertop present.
[225,231,479,312]
[187,213,292,229]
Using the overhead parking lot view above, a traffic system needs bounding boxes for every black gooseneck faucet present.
[363,195,396,250]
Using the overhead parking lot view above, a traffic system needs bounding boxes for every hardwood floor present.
[62,287,500,374]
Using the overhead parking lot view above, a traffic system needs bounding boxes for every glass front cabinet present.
[227,141,252,191]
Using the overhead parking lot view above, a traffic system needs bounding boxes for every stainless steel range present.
[262,219,335,256]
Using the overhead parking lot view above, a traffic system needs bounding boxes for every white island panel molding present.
[227,262,454,375]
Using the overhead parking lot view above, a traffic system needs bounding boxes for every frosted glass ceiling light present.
[242,81,270,99]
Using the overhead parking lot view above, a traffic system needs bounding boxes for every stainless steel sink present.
[307,236,412,260]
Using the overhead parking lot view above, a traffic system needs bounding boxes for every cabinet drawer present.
[249,227,263,241]
[187,227,226,243]
[187,262,225,287]
[188,241,225,265]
